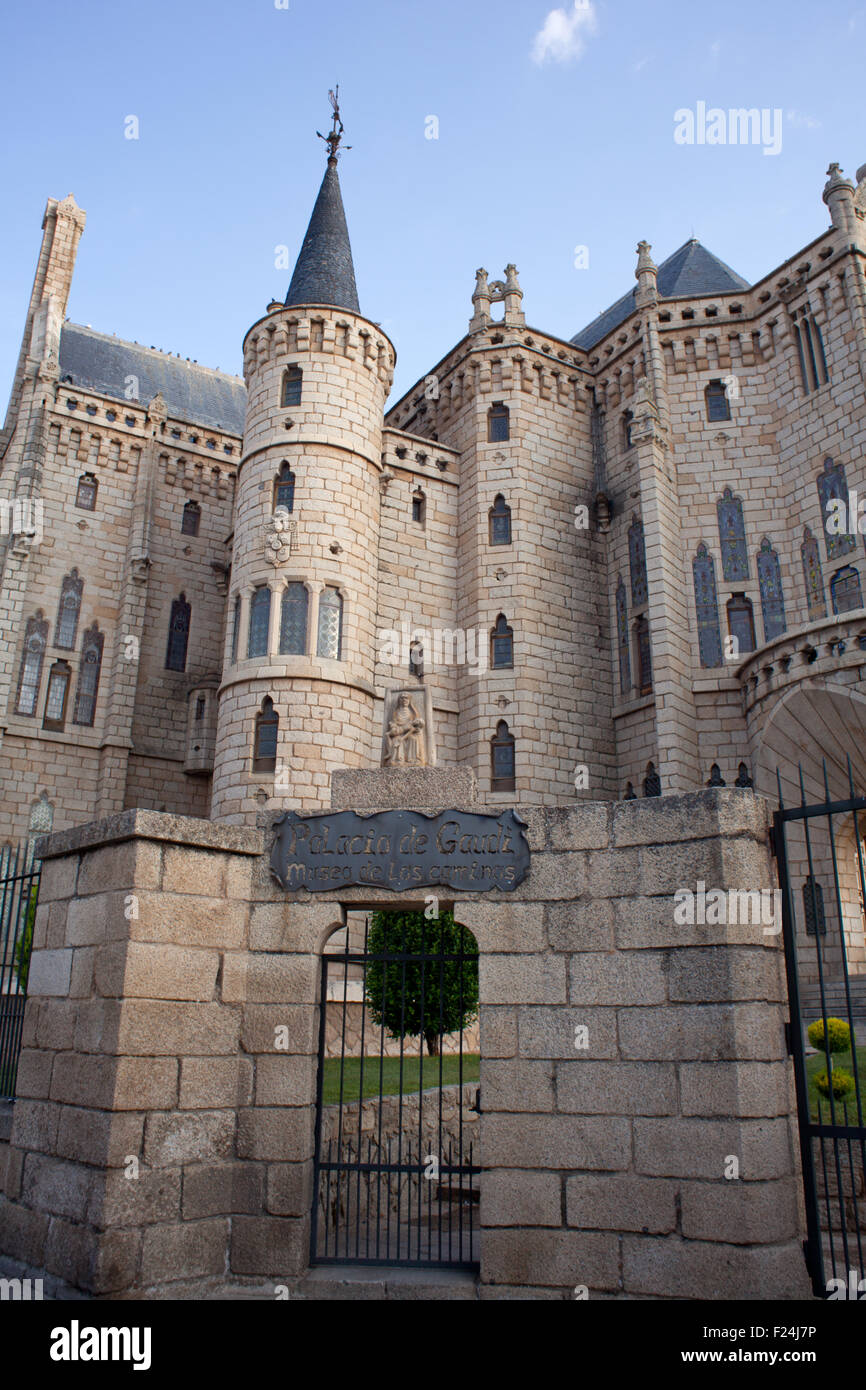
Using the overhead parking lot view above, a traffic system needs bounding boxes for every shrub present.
[807,1017,854,1054]
[814,1067,856,1101]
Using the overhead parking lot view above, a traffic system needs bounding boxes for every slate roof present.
[285,159,360,315]
[571,239,750,351]
[58,324,247,434]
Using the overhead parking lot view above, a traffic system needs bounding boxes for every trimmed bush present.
[807,1017,854,1054]
[814,1067,856,1101]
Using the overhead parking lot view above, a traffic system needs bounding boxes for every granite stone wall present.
[0,790,812,1299]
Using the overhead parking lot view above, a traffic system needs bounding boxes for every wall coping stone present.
[35,809,264,862]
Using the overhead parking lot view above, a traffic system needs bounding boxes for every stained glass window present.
[634,615,652,695]
[43,661,71,730]
[317,586,343,660]
[692,543,723,667]
[705,380,731,422]
[488,404,509,442]
[281,367,302,408]
[165,594,191,671]
[73,624,104,726]
[274,463,295,512]
[279,583,308,655]
[15,614,48,716]
[726,594,756,656]
[490,721,515,791]
[717,488,749,582]
[831,565,863,615]
[757,538,786,642]
[491,614,514,669]
[801,526,826,622]
[489,494,512,545]
[253,697,278,772]
[55,570,83,649]
[616,577,631,693]
[818,457,856,560]
[76,473,97,510]
[628,517,648,607]
[247,587,271,659]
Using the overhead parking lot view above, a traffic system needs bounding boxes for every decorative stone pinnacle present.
[823,162,853,204]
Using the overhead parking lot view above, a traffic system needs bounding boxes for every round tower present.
[211,120,395,823]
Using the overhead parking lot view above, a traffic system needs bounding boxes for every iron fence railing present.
[0,841,41,1100]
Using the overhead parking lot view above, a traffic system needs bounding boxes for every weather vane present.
[317,86,351,162]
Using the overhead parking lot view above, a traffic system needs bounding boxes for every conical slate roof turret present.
[285,155,360,315]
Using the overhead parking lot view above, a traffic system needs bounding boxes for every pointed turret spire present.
[285,89,360,315]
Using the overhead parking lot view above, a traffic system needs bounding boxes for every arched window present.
[281,366,303,408]
[55,570,83,649]
[490,614,514,669]
[692,543,723,668]
[717,487,749,582]
[165,593,191,671]
[247,586,271,659]
[793,307,829,393]
[43,660,71,731]
[831,565,864,615]
[73,623,104,726]
[279,583,308,655]
[487,403,509,442]
[253,697,279,773]
[643,761,661,797]
[818,457,856,560]
[757,538,786,641]
[705,379,731,422]
[75,473,97,510]
[274,462,295,512]
[622,410,634,449]
[488,494,512,546]
[490,720,515,791]
[230,594,241,664]
[615,577,631,693]
[409,639,424,679]
[634,615,652,695]
[628,517,648,607]
[411,490,426,525]
[317,586,343,660]
[15,613,48,716]
[181,500,201,536]
[726,593,756,656]
[801,526,826,622]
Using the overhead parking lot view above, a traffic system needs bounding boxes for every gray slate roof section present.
[58,324,247,434]
[285,159,360,314]
[571,239,750,351]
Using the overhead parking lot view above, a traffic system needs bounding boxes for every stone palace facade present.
[2,151,866,842]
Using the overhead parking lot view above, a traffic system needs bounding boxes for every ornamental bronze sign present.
[270,808,530,893]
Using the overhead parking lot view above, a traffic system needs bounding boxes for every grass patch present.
[321,1053,479,1106]
[805,1046,866,1120]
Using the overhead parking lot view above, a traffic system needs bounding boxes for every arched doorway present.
[310,908,480,1268]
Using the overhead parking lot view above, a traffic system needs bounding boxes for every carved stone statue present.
[380,685,436,768]
[382,693,425,766]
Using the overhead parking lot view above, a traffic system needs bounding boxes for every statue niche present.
[381,686,436,768]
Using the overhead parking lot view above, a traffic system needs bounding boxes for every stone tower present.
[210,123,395,823]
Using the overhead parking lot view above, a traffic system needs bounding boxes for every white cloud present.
[786,109,821,129]
[531,1,598,66]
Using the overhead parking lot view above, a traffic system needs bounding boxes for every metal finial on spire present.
[317,86,351,163]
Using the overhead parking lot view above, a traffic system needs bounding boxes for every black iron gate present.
[310,912,480,1269]
[0,842,41,1100]
[774,763,866,1297]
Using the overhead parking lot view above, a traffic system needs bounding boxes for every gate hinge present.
[768,826,778,859]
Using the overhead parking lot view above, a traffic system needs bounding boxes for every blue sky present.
[0,0,863,409]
